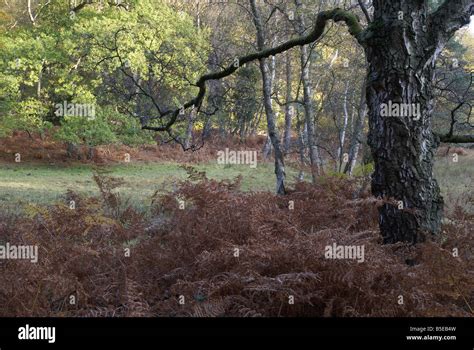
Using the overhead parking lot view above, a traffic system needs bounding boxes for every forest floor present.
[0,132,301,211]
[0,133,472,317]
[0,162,301,211]
[0,132,472,213]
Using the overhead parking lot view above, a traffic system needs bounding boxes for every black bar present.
[0,318,472,347]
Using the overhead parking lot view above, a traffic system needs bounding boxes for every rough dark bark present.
[363,1,442,243]
[357,0,473,243]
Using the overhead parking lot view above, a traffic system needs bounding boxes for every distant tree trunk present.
[87,146,95,161]
[218,118,226,139]
[283,51,293,154]
[262,135,273,159]
[296,111,307,181]
[184,109,195,149]
[37,60,44,98]
[250,0,286,194]
[202,117,212,140]
[336,81,350,172]
[66,142,80,160]
[238,113,246,140]
[295,0,322,182]
[344,78,367,176]
[207,51,225,139]
[27,0,36,26]
[249,103,264,137]
[270,54,277,88]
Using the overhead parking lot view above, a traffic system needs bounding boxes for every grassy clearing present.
[0,152,471,213]
[434,151,474,213]
[0,161,300,211]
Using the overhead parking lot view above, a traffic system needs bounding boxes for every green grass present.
[0,154,471,214]
[0,161,300,211]
[434,153,474,213]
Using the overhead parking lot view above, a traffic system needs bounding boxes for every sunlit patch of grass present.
[0,161,299,211]
[434,151,474,214]
[0,153,470,215]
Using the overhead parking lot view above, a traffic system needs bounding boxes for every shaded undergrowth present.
[0,169,472,317]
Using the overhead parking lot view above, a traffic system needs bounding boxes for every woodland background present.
[0,0,472,317]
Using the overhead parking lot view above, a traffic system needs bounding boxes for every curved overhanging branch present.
[72,0,129,12]
[142,8,364,132]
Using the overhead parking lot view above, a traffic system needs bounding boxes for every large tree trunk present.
[365,1,444,243]
[250,0,286,195]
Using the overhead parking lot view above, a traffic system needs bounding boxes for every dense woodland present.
[0,0,473,317]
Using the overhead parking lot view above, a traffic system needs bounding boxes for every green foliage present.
[84,0,210,117]
[54,106,154,147]
[0,0,209,146]
[100,106,155,146]
[55,109,115,147]
[352,162,375,177]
